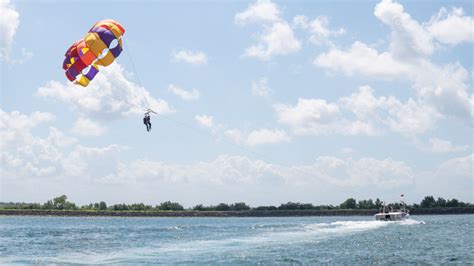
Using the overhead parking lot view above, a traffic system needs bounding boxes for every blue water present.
[1,215,473,264]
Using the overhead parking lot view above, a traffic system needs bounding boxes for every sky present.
[0,0,473,207]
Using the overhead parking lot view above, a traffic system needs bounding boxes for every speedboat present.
[374,203,409,221]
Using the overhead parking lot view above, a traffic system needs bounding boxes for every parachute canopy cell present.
[63,19,125,87]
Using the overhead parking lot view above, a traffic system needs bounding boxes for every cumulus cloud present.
[243,21,301,60]
[2,111,471,204]
[274,97,377,136]
[275,98,340,127]
[1,110,72,179]
[416,137,470,153]
[61,144,127,178]
[315,42,410,79]
[172,50,208,65]
[0,109,127,183]
[193,112,289,147]
[234,0,281,25]
[225,128,290,147]
[341,86,442,135]
[236,0,301,60]
[374,0,434,59]
[36,62,173,120]
[274,86,442,136]
[415,154,474,201]
[314,0,474,125]
[108,154,414,189]
[168,84,200,101]
[252,77,273,98]
[71,117,106,137]
[0,109,55,149]
[293,15,345,45]
[0,0,19,60]
[426,7,474,45]
[195,114,214,128]
[315,43,472,122]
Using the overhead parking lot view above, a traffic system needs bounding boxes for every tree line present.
[0,195,471,211]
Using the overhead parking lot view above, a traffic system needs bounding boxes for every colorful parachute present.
[63,19,125,87]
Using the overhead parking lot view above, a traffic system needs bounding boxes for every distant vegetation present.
[0,195,471,212]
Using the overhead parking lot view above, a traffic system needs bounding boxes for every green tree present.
[420,196,436,208]
[216,203,231,211]
[278,202,300,210]
[358,199,375,209]
[193,204,204,211]
[99,201,107,210]
[53,195,68,210]
[111,204,129,211]
[43,200,54,209]
[254,206,277,211]
[435,197,447,207]
[446,198,460,207]
[157,201,183,211]
[340,198,357,209]
[374,198,382,208]
[232,202,251,211]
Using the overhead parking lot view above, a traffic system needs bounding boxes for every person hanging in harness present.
[143,111,152,132]
[143,108,157,132]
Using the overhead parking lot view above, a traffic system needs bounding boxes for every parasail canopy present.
[63,19,125,87]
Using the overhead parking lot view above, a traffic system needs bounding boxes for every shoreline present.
[1,208,473,217]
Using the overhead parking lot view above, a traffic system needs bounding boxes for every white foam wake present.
[21,219,425,264]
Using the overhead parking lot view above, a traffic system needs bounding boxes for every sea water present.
[1,215,472,264]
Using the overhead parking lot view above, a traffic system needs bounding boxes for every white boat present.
[374,202,409,221]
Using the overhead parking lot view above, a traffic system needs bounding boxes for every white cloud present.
[315,45,473,125]
[316,156,414,188]
[109,154,415,193]
[315,42,410,79]
[374,0,434,59]
[0,0,19,60]
[340,86,442,135]
[275,98,339,127]
[339,85,382,120]
[244,21,301,60]
[274,86,442,136]
[0,109,126,183]
[236,0,301,60]
[61,144,127,178]
[246,129,290,146]
[252,77,273,98]
[1,110,72,179]
[172,50,208,65]
[71,117,107,137]
[0,109,55,149]
[416,137,470,153]
[168,84,200,101]
[314,2,474,124]
[234,0,281,25]
[195,114,214,128]
[427,7,474,45]
[383,98,441,135]
[36,62,173,120]
[415,154,474,201]
[2,111,471,204]
[340,147,354,154]
[274,97,377,136]
[293,15,345,45]
[225,128,290,147]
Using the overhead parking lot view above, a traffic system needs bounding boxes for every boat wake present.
[7,218,425,264]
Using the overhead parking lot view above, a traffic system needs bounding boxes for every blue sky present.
[1,0,473,206]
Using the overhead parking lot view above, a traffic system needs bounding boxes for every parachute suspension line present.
[122,41,150,110]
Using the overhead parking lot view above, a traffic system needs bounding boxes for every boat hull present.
[374,212,409,221]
